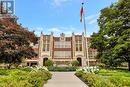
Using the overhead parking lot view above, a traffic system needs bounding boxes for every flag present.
[80,6,84,22]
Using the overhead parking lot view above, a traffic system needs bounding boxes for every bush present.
[48,66,77,71]
[0,69,9,76]
[0,68,52,87]
[96,63,106,69]
[2,80,32,87]
[20,67,33,72]
[45,60,54,66]
[75,71,116,87]
[71,60,79,66]
[82,73,100,87]
[108,76,130,86]
[75,70,84,77]
[94,79,115,87]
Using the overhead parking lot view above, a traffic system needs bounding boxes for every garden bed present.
[75,68,130,87]
[0,67,52,87]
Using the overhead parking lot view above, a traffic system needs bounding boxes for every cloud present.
[48,27,61,32]
[51,0,72,7]
[85,14,99,25]
[88,19,97,24]
[31,26,90,37]
[47,26,78,36]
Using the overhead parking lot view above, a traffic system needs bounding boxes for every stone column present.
[38,34,43,66]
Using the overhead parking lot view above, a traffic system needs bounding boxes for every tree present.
[71,60,79,67]
[90,0,130,70]
[0,15,37,68]
[45,60,54,67]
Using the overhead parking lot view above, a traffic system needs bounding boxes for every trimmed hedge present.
[48,66,77,71]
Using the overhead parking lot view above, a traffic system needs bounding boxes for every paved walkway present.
[44,72,88,87]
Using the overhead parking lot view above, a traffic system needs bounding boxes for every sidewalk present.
[44,72,88,87]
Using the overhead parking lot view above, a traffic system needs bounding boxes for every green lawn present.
[98,69,130,77]
[0,67,52,87]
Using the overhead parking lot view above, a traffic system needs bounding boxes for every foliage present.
[82,66,99,73]
[75,71,115,87]
[96,63,106,69]
[75,69,130,87]
[75,70,85,77]
[71,60,79,66]
[90,0,130,70]
[82,73,100,87]
[45,59,54,66]
[48,66,77,71]
[98,69,130,77]
[108,76,130,87]
[0,68,52,87]
[20,67,33,72]
[0,15,37,68]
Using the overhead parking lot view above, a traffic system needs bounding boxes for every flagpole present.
[82,3,89,67]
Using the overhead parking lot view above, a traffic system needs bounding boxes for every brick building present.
[26,32,97,67]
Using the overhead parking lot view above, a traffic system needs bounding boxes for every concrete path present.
[44,72,88,87]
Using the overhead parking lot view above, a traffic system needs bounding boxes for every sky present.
[15,0,117,36]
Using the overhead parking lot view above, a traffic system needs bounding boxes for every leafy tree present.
[90,0,130,70]
[0,15,37,68]
[71,60,79,66]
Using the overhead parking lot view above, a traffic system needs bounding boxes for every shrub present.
[45,60,54,66]
[20,67,33,72]
[75,70,84,77]
[108,76,130,86]
[48,66,77,71]
[94,79,115,87]
[96,63,106,69]
[82,66,99,73]
[77,72,115,87]
[0,68,52,87]
[71,60,79,66]
[28,70,52,87]
[0,69,9,76]
[82,73,100,87]
[2,80,32,87]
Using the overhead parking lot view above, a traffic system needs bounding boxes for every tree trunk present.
[128,60,130,71]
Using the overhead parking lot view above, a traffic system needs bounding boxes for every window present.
[54,41,71,48]
[54,51,71,58]
[75,36,82,51]
[43,36,50,51]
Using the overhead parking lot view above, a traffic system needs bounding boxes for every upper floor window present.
[43,36,50,51]
[75,36,82,51]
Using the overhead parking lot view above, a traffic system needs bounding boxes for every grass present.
[0,67,52,87]
[75,68,130,87]
[98,69,130,77]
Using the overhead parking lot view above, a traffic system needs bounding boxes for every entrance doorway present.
[77,58,82,66]
[43,58,48,66]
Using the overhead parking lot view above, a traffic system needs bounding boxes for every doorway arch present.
[43,58,48,66]
[77,57,82,66]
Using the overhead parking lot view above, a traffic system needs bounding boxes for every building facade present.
[26,32,97,67]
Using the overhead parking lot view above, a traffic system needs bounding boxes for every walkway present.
[44,72,88,87]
